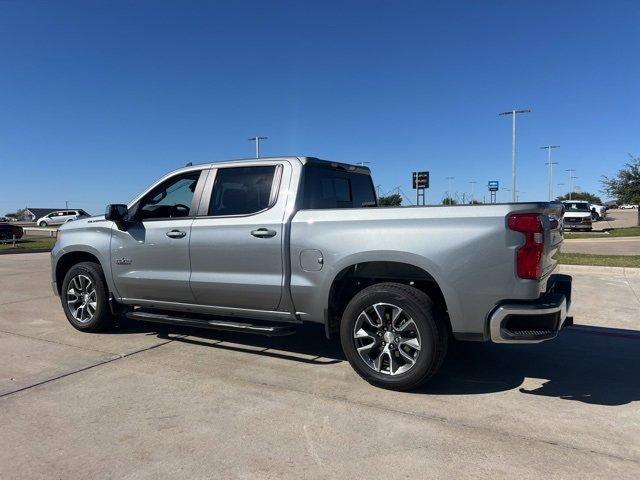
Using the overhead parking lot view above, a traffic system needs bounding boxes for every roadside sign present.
[488,181,499,192]
[412,171,429,189]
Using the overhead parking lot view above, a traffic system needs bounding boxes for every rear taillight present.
[508,213,544,280]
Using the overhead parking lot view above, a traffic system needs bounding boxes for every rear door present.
[110,168,208,303]
[50,212,64,225]
[189,161,290,311]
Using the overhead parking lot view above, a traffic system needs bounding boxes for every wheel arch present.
[54,249,110,296]
[325,258,454,339]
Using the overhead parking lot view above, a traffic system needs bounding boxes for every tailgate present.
[542,203,564,278]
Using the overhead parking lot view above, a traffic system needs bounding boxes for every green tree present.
[555,192,603,204]
[442,197,458,205]
[601,155,640,205]
[378,193,402,206]
[602,155,640,226]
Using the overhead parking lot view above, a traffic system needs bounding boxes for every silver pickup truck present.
[51,157,572,390]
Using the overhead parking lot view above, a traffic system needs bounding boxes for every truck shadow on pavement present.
[423,325,640,406]
[113,320,639,406]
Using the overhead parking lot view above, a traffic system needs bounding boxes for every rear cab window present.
[302,165,377,209]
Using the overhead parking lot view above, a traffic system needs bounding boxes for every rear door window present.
[208,166,277,216]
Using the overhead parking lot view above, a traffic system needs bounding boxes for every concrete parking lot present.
[597,208,638,230]
[1,253,639,479]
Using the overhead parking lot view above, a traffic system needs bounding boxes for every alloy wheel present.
[352,302,421,376]
[66,274,97,323]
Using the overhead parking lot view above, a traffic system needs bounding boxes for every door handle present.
[251,228,277,238]
[166,229,187,239]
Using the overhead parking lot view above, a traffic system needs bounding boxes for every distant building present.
[22,208,69,222]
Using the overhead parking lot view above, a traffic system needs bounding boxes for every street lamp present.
[565,169,576,200]
[499,109,531,202]
[445,177,455,205]
[248,136,268,158]
[540,145,560,201]
[469,181,477,203]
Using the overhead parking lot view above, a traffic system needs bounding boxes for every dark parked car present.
[0,223,24,241]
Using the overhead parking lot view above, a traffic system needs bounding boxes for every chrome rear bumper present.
[489,274,572,344]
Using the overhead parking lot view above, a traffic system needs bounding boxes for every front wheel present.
[340,283,448,391]
[38,221,47,227]
[61,261,115,332]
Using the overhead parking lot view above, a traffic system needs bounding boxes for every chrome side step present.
[126,310,297,337]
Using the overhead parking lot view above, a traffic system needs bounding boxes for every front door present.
[110,169,207,304]
[189,162,289,311]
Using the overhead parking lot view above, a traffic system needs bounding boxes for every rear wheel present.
[61,261,115,332]
[38,221,47,227]
[340,282,448,391]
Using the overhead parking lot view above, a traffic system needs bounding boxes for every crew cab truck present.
[51,157,572,391]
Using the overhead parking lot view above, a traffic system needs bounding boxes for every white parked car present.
[619,204,637,209]
[36,210,89,227]
[590,204,607,220]
[562,200,592,231]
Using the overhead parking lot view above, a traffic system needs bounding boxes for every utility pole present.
[445,177,455,205]
[248,136,268,158]
[499,109,531,202]
[65,200,69,209]
[469,181,477,203]
[540,145,560,201]
[565,169,576,200]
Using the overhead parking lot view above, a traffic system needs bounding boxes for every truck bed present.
[289,202,563,339]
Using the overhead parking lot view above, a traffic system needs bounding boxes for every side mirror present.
[105,204,129,228]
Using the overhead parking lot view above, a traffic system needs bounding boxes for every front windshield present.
[563,202,590,212]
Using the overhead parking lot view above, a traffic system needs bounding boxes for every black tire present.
[340,282,448,391]
[38,221,47,227]
[61,261,115,332]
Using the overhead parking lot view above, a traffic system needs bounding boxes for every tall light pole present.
[445,176,455,205]
[499,109,531,202]
[248,136,268,158]
[565,169,576,200]
[540,145,560,201]
[469,181,477,203]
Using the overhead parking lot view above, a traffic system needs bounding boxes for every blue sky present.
[1,0,639,213]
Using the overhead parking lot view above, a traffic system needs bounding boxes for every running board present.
[126,310,297,336]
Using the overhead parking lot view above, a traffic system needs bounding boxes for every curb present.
[0,248,52,255]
